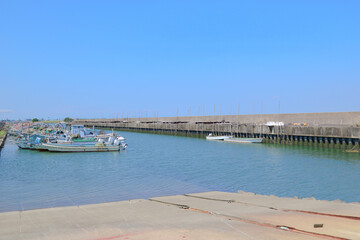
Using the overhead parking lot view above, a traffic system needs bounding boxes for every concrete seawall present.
[74,112,360,150]
[0,131,7,150]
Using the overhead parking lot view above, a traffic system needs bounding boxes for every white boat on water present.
[206,133,263,143]
[206,133,232,141]
[224,138,263,143]
[40,142,125,152]
[39,136,127,152]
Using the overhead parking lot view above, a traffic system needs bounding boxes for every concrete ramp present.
[187,191,360,219]
[150,192,360,240]
[1,192,360,240]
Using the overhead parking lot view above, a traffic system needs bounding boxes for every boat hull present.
[17,142,38,149]
[40,143,122,152]
[224,138,263,143]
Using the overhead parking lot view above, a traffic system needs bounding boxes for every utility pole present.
[277,99,280,141]
[278,100,280,114]
[252,103,255,137]
[260,101,263,137]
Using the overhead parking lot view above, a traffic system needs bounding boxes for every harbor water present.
[1,131,360,212]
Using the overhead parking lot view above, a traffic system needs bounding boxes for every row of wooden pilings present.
[261,134,359,150]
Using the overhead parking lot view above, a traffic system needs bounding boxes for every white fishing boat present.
[206,133,232,141]
[224,138,263,143]
[39,135,127,152]
[40,142,125,152]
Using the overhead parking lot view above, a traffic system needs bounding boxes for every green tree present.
[32,118,39,122]
[64,117,74,122]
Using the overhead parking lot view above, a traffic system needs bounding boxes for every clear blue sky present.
[1,0,359,120]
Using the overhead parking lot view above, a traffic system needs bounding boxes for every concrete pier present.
[1,191,359,240]
[74,112,360,150]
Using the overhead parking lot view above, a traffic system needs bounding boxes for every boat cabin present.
[70,125,94,137]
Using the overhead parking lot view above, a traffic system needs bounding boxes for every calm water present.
[1,131,360,212]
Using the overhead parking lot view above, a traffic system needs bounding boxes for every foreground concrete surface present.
[1,191,360,240]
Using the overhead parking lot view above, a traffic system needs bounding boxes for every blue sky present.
[0,1,359,120]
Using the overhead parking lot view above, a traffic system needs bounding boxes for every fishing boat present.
[17,141,38,149]
[40,142,125,152]
[39,136,127,152]
[224,138,263,143]
[16,134,49,149]
[206,133,232,141]
[15,123,128,152]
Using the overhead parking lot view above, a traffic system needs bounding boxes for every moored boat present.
[14,124,128,152]
[16,134,48,149]
[39,136,127,152]
[206,133,232,141]
[40,142,125,152]
[17,141,37,149]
